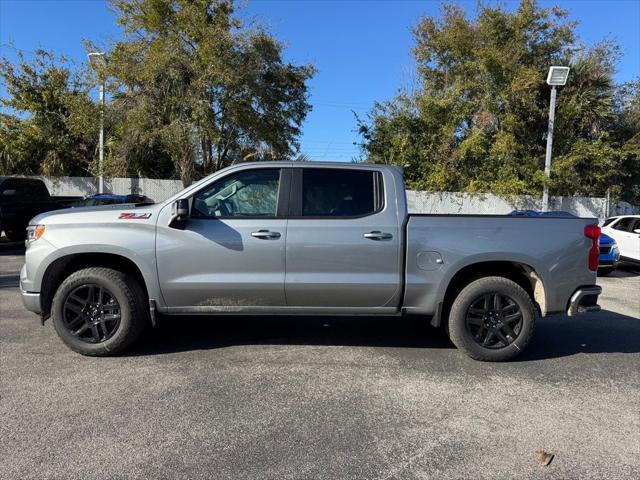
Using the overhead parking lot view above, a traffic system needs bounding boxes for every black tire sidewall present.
[5,229,25,241]
[51,269,140,355]
[448,277,535,361]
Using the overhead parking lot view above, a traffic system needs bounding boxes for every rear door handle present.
[251,230,281,239]
[363,231,393,240]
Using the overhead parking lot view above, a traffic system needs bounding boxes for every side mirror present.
[1,189,17,197]
[634,229,640,234]
[169,198,189,230]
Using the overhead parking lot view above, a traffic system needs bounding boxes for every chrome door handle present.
[363,231,393,240]
[251,230,281,239]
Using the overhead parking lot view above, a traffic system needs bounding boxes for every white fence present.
[39,176,185,203]
[23,175,639,220]
[407,191,615,219]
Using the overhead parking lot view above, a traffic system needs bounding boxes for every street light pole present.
[87,51,107,194]
[541,65,570,212]
[98,80,105,194]
[542,85,557,212]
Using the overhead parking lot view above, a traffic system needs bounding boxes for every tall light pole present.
[542,65,570,212]
[88,52,107,194]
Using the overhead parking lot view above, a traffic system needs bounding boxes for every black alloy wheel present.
[62,284,121,343]
[465,292,523,349]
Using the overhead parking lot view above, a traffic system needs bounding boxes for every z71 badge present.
[119,212,152,220]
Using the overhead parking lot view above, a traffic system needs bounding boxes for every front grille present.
[600,246,611,254]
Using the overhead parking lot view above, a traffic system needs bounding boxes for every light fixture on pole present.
[88,52,107,194]
[542,65,570,212]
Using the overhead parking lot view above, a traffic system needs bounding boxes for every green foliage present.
[106,0,315,185]
[0,50,99,176]
[0,0,314,186]
[358,0,640,202]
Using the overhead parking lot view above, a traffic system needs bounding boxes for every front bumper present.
[598,246,620,268]
[20,287,41,314]
[20,264,41,314]
[567,285,602,316]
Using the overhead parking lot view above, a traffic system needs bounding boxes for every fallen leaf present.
[535,450,554,466]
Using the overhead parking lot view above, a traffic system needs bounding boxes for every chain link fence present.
[39,176,185,202]
[23,175,639,221]
[406,191,617,219]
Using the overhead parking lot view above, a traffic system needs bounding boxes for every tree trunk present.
[179,142,195,187]
[206,138,213,173]
[201,136,212,174]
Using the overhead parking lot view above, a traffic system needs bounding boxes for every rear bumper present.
[567,285,602,316]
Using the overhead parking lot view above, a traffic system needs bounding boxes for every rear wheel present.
[51,267,147,356]
[447,276,536,361]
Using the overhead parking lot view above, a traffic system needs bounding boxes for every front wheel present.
[4,229,25,241]
[51,267,147,356]
[447,276,536,361]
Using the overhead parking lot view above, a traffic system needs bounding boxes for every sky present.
[1,0,639,162]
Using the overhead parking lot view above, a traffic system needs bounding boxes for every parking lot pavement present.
[1,243,639,480]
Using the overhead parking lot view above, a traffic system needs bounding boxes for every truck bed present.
[403,214,597,316]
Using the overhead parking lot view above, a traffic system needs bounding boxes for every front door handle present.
[251,230,281,239]
[363,231,393,240]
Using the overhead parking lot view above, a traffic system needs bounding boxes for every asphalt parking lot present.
[1,240,639,480]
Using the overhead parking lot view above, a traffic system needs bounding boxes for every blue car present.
[598,233,620,275]
[510,210,576,218]
[71,193,151,207]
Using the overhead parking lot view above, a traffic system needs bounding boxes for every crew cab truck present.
[20,163,602,361]
[0,177,81,241]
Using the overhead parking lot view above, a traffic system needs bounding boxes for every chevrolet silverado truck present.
[20,163,602,361]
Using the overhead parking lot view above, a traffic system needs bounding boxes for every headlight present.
[26,224,45,245]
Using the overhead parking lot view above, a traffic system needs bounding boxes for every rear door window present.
[301,169,381,217]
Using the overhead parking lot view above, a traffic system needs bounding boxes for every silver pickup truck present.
[20,162,602,361]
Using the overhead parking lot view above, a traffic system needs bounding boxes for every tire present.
[51,267,147,356]
[597,268,614,277]
[447,276,536,362]
[4,229,25,241]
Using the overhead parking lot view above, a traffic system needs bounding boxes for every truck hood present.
[30,203,164,226]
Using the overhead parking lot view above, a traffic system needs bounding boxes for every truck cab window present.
[302,169,378,217]
[31,181,50,199]
[22,180,48,200]
[192,169,281,218]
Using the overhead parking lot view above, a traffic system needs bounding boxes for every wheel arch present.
[40,253,149,320]
[434,260,545,328]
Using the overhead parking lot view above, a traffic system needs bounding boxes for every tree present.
[0,50,99,176]
[357,0,640,202]
[105,0,315,186]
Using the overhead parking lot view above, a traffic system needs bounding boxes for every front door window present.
[192,169,281,218]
